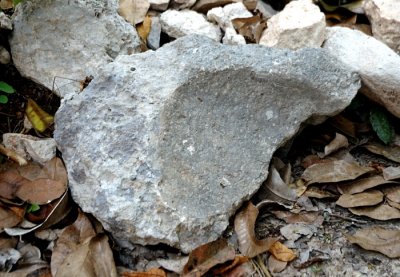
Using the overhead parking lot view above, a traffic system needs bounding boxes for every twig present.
[0,144,27,166]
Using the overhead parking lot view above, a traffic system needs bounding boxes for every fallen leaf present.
[364,143,400,163]
[301,154,333,169]
[336,190,384,208]
[17,158,68,185]
[25,99,54,132]
[268,255,287,273]
[387,199,400,209]
[0,171,27,199]
[328,114,357,138]
[0,204,24,228]
[0,144,27,166]
[118,0,150,25]
[383,166,400,181]
[182,239,235,277]
[234,202,278,258]
[369,107,395,145]
[302,160,374,185]
[120,268,166,277]
[383,186,400,203]
[210,256,249,276]
[324,133,348,156]
[349,204,400,220]
[0,0,13,9]
[269,241,296,262]
[232,14,267,43]
[0,235,18,249]
[337,175,395,194]
[304,186,338,199]
[271,211,322,224]
[265,166,297,201]
[346,227,400,258]
[16,178,66,204]
[137,15,152,43]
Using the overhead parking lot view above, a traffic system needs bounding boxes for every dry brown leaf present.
[271,211,322,224]
[301,154,334,169]
[346,227,400,258]
[326,13,357,27]
[121,268,166,277]
[210,256,249,276]
[268,255,287,273]
[0,204,24,228]
[303,186,337,199]
[302,160,374,185]
[231,14,266,43]
[25,99,54,132]
[182,239,235,277]
[383,186,400,203]
[234,202,278,258]
[16,178,66,204]
[0,0,13,9]
[349,203,400,220]
[383,166,400,181]
[0,144,27,166]
[387,199,400,209]
[328,114,357,137]
[336,190,384,208]
[118,0,150,25]
[324,133,349,156]
[268,241,296,262]
[0,171,27,199]
[364,143,400,163]
[265,166,297,201]
[137,15,152,43]
[17,158,68,185]
[54,234,117,277]
[337,175,395,194]
[0,235,18,249]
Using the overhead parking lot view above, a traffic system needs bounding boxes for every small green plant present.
[0,81,15,104]
[370,107,395,145]
[26,203,40,213]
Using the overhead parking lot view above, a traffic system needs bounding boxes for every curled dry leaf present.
[302,160,374,185]
[137,15,152,43]
[265,166,297,201]
[349,204,400,220]
[234,202,278,258]
[231,14,267,43]
[269,241,296,262]
[336,190,384,208]
[118,0,150,25]
[337,175,395,194]
[383,166,400,181]
[16,178,66,205]
[0,204,24,228]
[210,256,249,276]
[304,186,337,199]
[25,99,54,132]
[387,199,400,209]
[364,143,400,163]
[0,144,27,166]
[268,255,287,273]
[324,133,349,156]
[383,186,400,203]
[301,154,333,169]
[328,114,357,138]
[182,239,235,277]
[346,227,400,258]
[0,171,27,199]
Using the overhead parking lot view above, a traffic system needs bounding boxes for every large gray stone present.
[54,35,360,252]
[9,0,141,99]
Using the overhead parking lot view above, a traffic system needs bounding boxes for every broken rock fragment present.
[55,35,360,252]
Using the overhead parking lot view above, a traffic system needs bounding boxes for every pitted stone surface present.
[55,35,360,252]
[9,0,141,99]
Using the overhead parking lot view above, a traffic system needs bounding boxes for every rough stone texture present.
[55,35,360,252]
[149,0,170,11]
[9,0,141,99]
[259,0,325,49]
[207,2,252,30]
[192,0,237,13]
[0,46,10,64]
[3,133,56,164]
[0,11,12,30]
[364,0,400,53]
[256,0,278,18]
[148,16,161,50]
[222,27,246,45]
[160,10,221,41]
[323,27,400,118]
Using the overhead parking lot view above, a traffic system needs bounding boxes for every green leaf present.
[26,203,40,213]
[370,107,395,145]
[0,81,15,94]
[0,95,8,104]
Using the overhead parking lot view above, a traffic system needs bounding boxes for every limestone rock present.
[0,11,12,30]
[148,16,162,50]
[259,0,325,49]
[364,0,400,53]
[149,0,170,11]
[192,0,237,13]
[323,27,400,118]
[9,0,141,99]
[222,27,246,45]
[207,2,252,31]
[54,35,360,252]
[160,10,221,41]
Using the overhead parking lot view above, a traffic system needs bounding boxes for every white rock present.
[323,27,400,118]
[171,0,196,9]
[149,0,170,11]
[2,133,56,164]
[364,0,400,53]
[0,45,10,64]
[222,27,246,45]
[259,0,325,49]
[148,16,161,49]
[0,11,12,30]
[160,10,221,41]
[207,2,252,30]
[256,0,278,18]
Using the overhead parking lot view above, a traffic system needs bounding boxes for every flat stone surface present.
[323,27,400,118]
[9,0,141,99]
[207,2,252,30]
[55,35,360,252]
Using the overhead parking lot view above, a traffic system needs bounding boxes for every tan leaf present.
[0,235,18,249]
[364,143,400,163]
[271,211,322,224]
[383,186,400,203]
[17,158,68,185]
[234,202,278,258]
[302,160,374,185]
[324,133,349,156]
[0,0,13,9]
[120,268,166,277]
[182,239,235,277]
[16,178,66,204]
[336,190,384,208]
[268,241,296,262]
[55,234,117,277]
[268,255,287,273]
[265,166,297,201]
[232,15,267,43]
[137,15,152,43]
[0,204,24,228]
[337,175,396,194]
[349,204,400,220]
[0,144,27,166]
[0,171,27,199]
[118,0,150,25]
[383,166,400,181]
[301,154,333,169]
[346,227,400,258]
[304,186,337,199]
[25,99,54,132]
[387,199,400,209]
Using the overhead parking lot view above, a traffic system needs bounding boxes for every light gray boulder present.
[323,27,400,118]
[54,35,360,252]
[9,0,141,99]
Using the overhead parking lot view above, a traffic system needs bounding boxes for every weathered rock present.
[160,10,221,41]
[118,0,150,25]
[364,0,400,53]
[192,0,237,13]
[207,2,252,31]
[170,0,196,9]
[323,27,400,118]
[55,35,360,252]
[256,0,278,18]
[259,0,325,49]
[149,0,170,11]
[0,11,12,30]
[3,133,56,164]
[0,46,10,64]
[9,0,141,99]
[222,27,246,44]
[148,16,162,49]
